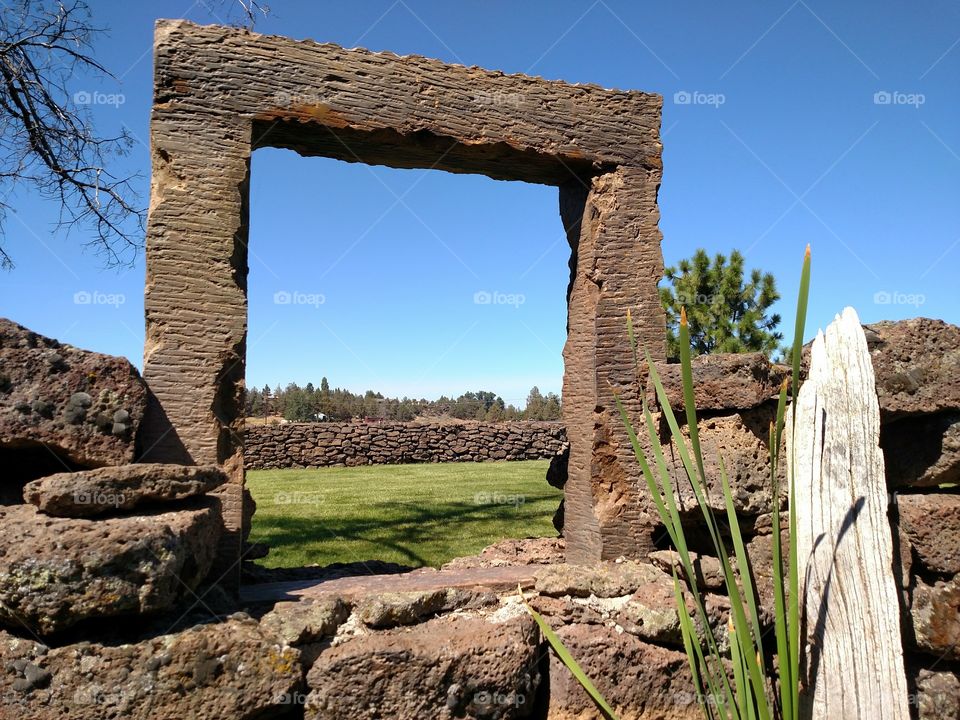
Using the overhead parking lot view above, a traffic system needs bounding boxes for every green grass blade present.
[719,455,764,664]
[678,308,708,489]
[621,393,737,713]
[523,594,621,720]
[674,573,710,720]
[643,355,741,714]
[619,343,736,712]
[769,384,793,720]
[730,617,747,720]
[645,349,702,499]
[674,571,728,720]
[647,349,734,584]
[718,455,770,720]
[786,246,810,720]
[790,246,811,401]
[788,469,800,720]
[614,393,680,550]
[640,400,693,572]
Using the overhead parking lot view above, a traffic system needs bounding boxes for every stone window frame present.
[142,20,665,586]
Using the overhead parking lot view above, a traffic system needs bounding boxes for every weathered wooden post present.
[789,307,910,719]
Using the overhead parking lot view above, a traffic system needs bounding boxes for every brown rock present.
[883,413,960,488]
[534,561,666,598]
[548,623,700,719]
[304,612,540,719]
[442,537,565,570]
[23,464,227,517]
[649,352,787,412]
[615,575,684,646]
[355,589,447,629]
[259,596,351,646]
[0,617,301,719]
[660,406,786,517]
[745,529,790,622]
[896,493,960,575]
[649,549,726,591]
[911,667,960,719]
[910,576,960,660]
[0,317,148,479]
[0,501,220,635]
[865,318,960,419]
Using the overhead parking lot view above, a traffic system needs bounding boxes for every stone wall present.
[4,315,960,718]
[244,421,568,470]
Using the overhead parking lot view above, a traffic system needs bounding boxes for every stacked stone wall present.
[244,421,567,470]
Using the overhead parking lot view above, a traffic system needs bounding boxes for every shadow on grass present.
[251,491,561,568]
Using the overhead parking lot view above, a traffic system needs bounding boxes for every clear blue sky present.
[1,1,957,407]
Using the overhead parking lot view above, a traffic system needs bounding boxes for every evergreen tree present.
[525,386,545,420]
[542,392,562,420]
[660,249,782,359]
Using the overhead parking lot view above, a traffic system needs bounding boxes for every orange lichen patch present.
[255,103,357,129]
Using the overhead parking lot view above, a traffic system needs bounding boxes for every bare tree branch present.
[198,0,271,29]
[0,0,272,269]
[0,0,143,269]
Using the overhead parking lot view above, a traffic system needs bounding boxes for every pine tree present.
[525,386,545,420]
[659,249,782,359]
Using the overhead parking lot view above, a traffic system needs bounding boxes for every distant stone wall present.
[244,421,568,470]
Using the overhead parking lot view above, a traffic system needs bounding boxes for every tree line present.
[245,379,562,423]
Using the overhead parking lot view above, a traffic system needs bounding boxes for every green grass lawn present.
[246,460,562,569]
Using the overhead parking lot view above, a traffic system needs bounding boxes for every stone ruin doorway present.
[141,20,665,588]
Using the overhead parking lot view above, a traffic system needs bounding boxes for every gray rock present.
[0,618,301,719]
[535,561,666,598]
[912,667,960,720]
[0,501,221,635]
[23,463,228,517]
[259,596,351,645]
[355,589,447,629]
[0,318,148,478]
